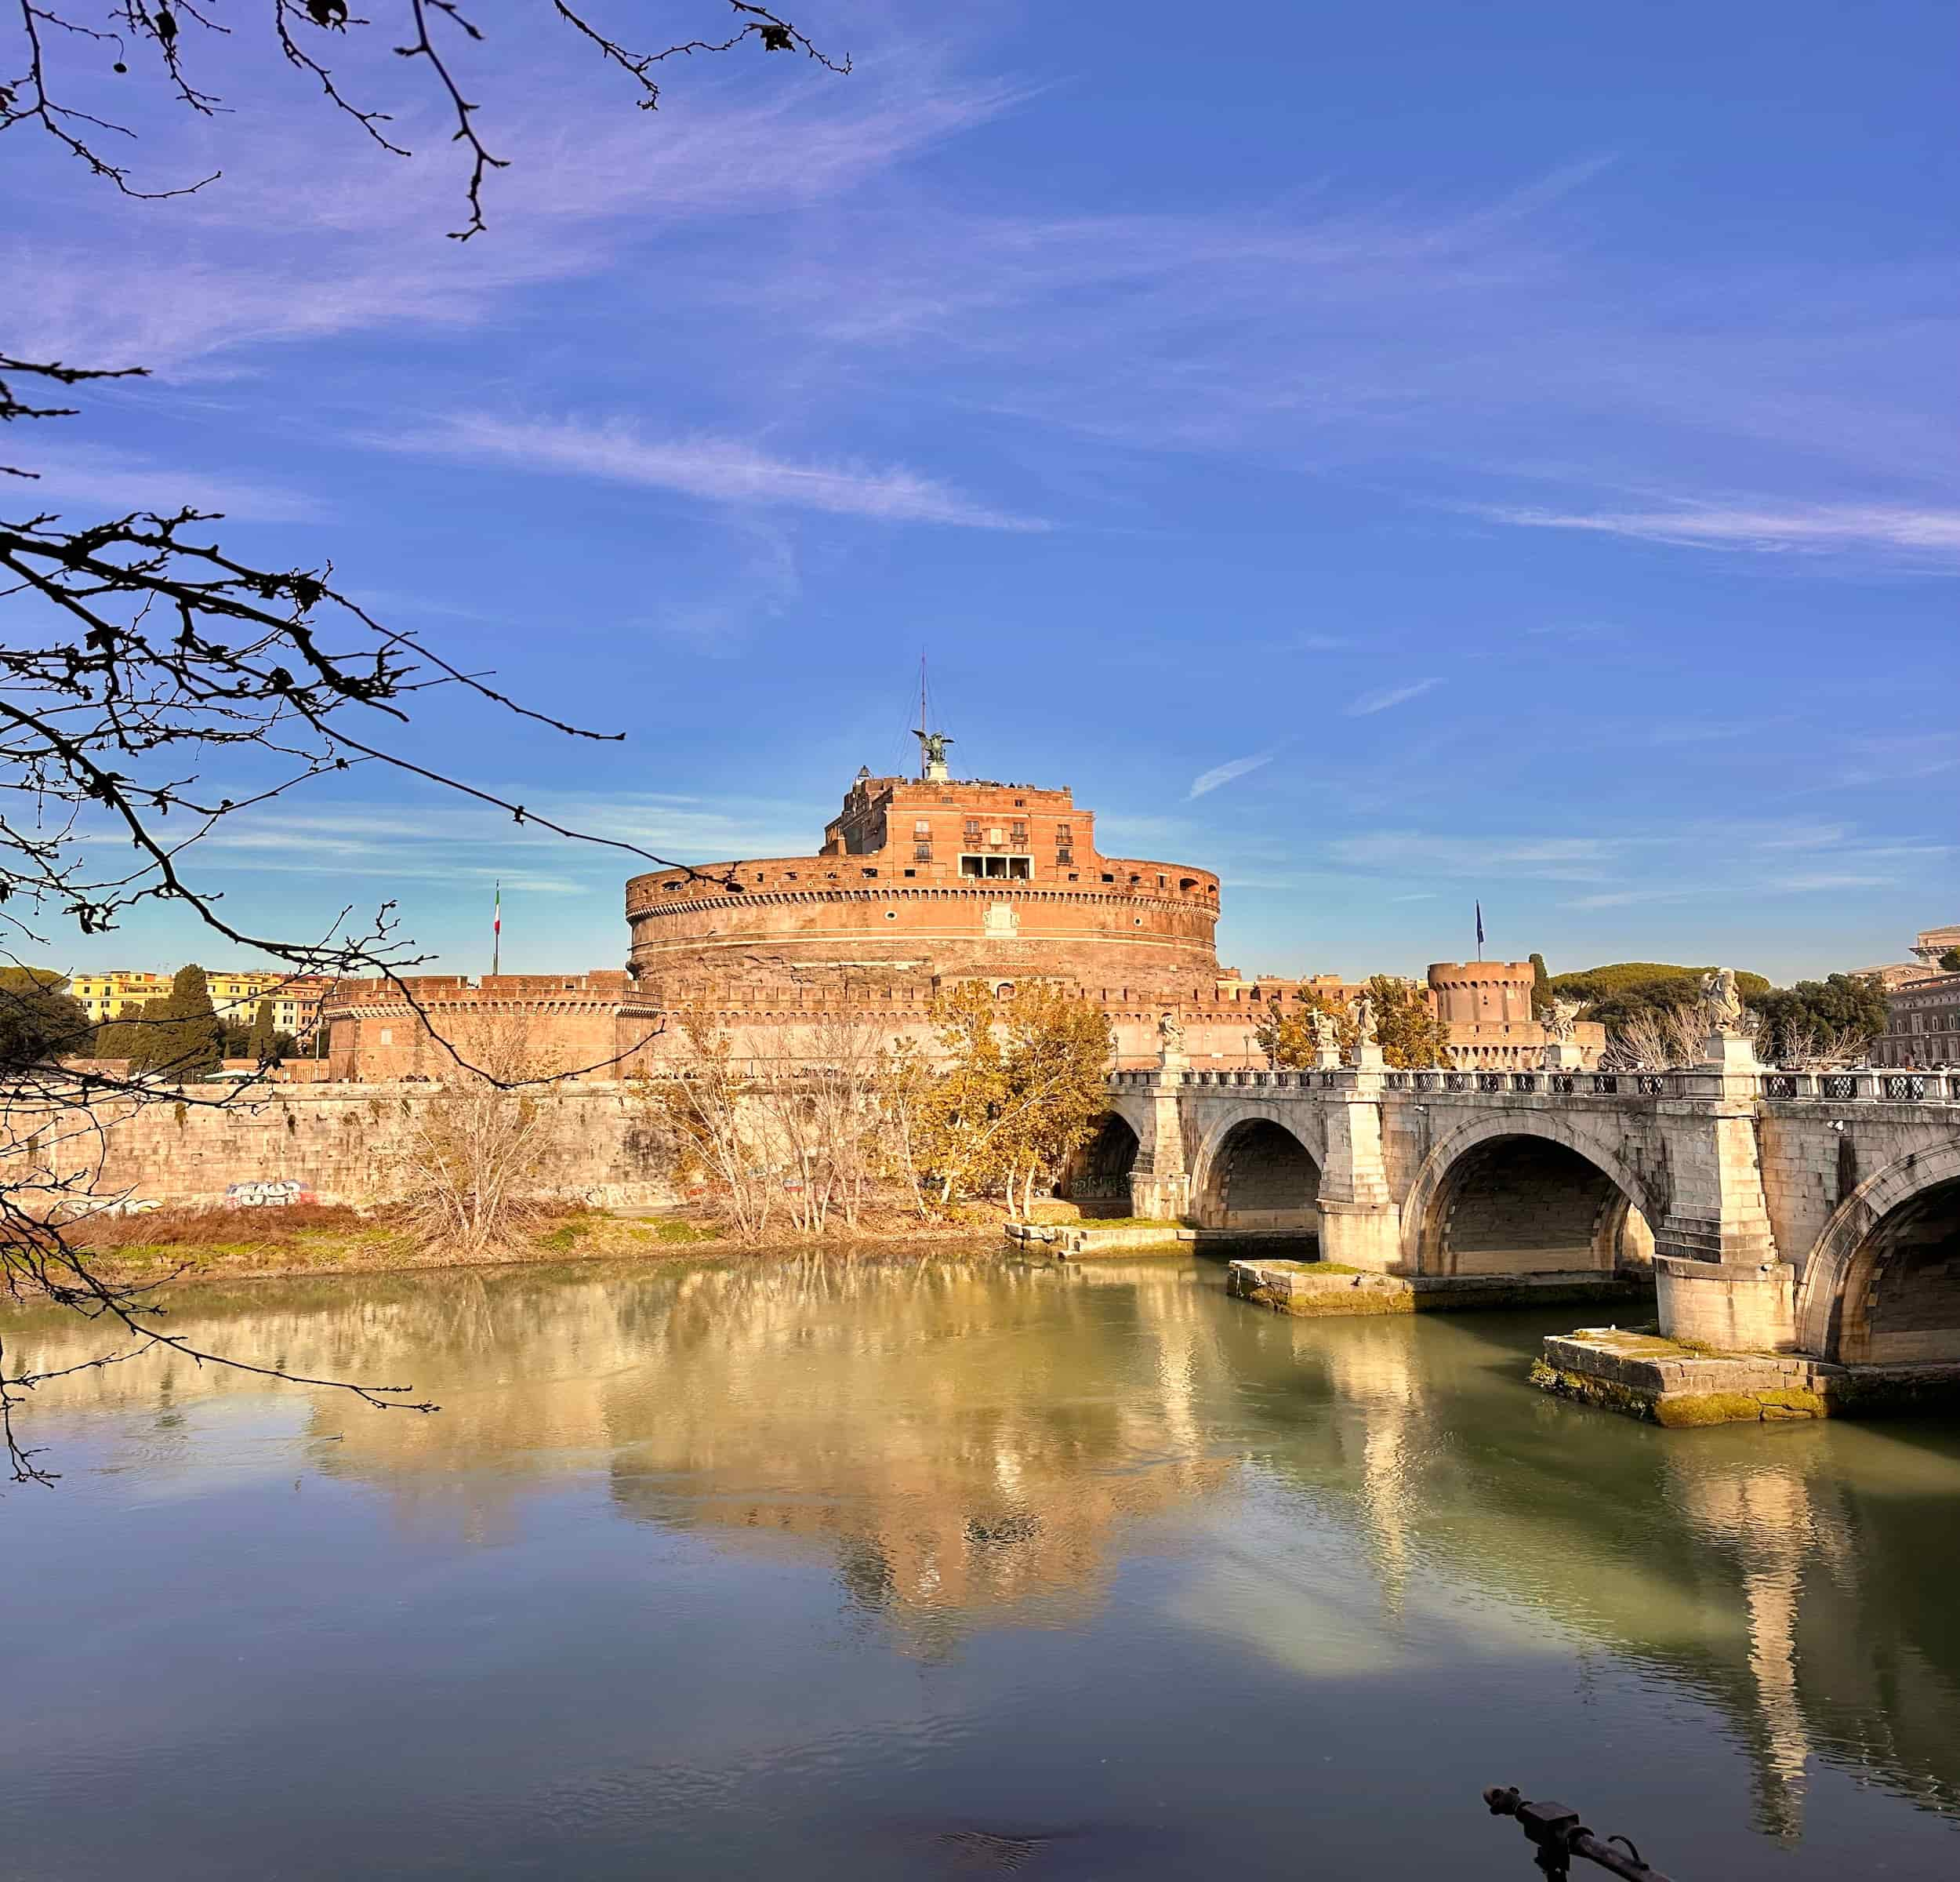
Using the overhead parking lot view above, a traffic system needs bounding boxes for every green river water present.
[5,1250,1960,1879]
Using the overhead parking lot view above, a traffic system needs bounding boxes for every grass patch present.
[60,1201,726,1283]
[644,1217,717,1244]
[1041,1215,1179,1231]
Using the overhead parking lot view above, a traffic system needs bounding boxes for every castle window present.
[914,819,931,837]
[1007,856,1030,880]
[1067,873,1079,882]
[885,910,898,920]
[1102,873,1114,883]
[862,868,877,878]
[964,818,982,841]
[961,856,983,877]
[1180,877,1196,892]
[904,869,916,878]
[1056,848,1073,865]
[914,844,932,862]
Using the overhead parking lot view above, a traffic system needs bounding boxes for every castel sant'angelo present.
[324,732,1573,1077]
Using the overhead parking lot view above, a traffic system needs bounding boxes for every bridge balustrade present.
[1758,1070,1958,1103]
[1105,1066,1958,1104]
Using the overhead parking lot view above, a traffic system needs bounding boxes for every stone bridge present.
[1085,1054,1960,1364]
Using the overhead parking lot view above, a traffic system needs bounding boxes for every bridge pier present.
[1316,1054,1402,1270]
[1127,1070,1193,1223]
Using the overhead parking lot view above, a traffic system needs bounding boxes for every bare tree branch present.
[0,0,849,1477]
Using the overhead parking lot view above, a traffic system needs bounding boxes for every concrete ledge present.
[1229,1258,1650,1319]
[1532,1328,1960,1426]
[1004,1222,1191,1259]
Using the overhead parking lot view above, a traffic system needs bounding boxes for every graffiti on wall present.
[224,1179,316,1208]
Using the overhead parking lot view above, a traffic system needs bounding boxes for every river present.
[5,1251,1959,1879]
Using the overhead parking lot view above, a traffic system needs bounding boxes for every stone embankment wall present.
[44,1081,677,1211]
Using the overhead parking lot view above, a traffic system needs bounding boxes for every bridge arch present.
[1402,1114,1658,1277]
[1796,1143,1960,1363]
[1063,1112,1142,1213]
[1188,1104,1324,1234]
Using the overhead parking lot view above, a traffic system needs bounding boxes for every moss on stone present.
[1530,1359,1661,1420]
[1653,1391,1770,1428]
[1755,1386,1827,1415]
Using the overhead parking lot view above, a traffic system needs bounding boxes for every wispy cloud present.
[1480,501,1960,563]
[1287,632,1366,652]
[1523,620,1624,644]
[648,518,801,658]
[12,444,324,522]
[2,62,1026,371]
[1330,831,1620,881]
[1563,887,1702,910]
[1646,718,1784,747]
[199,792,818,881]
[1769,872,1900,893]
[380,414,1044,530]
[1345,678,1441,717]
[1189,749,1280,799]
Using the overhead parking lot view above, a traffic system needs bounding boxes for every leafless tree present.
[871,1036,933,1221]
[1599,1004,1708,1071]
[0,0,848,1480]
[1765,1017,1867,1071]
[401,1012,552,1257]
[646,1008,777,1241]
[760,1016,888,1234]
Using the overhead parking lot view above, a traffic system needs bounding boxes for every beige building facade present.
[1876,972,1960,1068]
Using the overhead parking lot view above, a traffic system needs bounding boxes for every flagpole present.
[492,881,502,977]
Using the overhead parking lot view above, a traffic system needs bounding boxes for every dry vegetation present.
[60,1196,1007,1287]
[67,1203,715,1285]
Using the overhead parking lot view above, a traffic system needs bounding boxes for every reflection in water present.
[5,1252,1960,1878]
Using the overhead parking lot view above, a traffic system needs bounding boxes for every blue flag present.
[1475,900,1485,949]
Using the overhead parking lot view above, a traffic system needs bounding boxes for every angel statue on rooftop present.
[914,729,955,780]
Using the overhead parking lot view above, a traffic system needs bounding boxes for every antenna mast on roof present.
[913,652,953,782]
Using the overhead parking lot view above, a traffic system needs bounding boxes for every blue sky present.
[5,0,1955,986]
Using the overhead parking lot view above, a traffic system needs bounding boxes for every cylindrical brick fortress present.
[626,772,1220,991]
[1426,961,1537,1027]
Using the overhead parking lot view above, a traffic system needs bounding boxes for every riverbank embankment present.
[61,1203,1009,1289]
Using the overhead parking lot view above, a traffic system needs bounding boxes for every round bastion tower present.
[625,754,1221,995]
[1426,961,1537,1026]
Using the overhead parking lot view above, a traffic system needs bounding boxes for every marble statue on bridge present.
[1701,966,1748,1037]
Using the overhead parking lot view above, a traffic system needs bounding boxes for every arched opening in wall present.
[1064,1114,1140,1217]
[1424,1134,1650,1277]
[1835,1177,1960,1364]
[1203,1120,1320,1236]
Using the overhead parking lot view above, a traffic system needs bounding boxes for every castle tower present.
[1427,961,1537,1026]
[624,764,1221,994]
